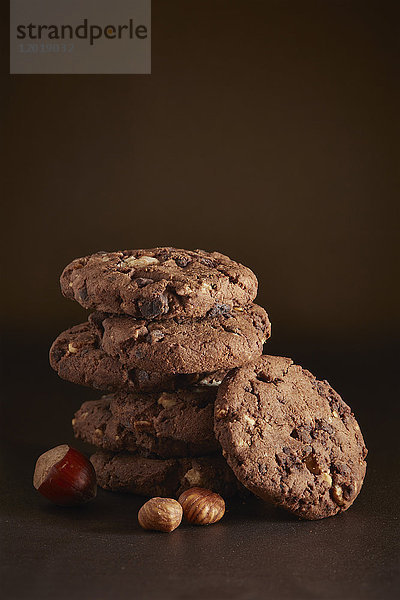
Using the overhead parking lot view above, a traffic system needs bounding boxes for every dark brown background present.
[1,0,399,342]
[1,2,399,599]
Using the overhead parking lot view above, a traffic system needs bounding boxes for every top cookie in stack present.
[60,247,259,320]
[49,248,271,498]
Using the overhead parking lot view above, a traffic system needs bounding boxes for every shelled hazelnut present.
[138,497,183,532]
[178,487,225,525]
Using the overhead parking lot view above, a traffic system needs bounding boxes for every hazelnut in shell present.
[33,444,97,506]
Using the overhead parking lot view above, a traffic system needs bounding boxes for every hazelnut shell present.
[33,444,97,506]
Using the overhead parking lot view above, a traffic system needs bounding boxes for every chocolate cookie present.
[90,451,240,498]
[110,387,219,458]
[49,322,228,393]
[214,356,367,520]
[72,397,141,453]
[60,247,258,320]
[96,303,270,374]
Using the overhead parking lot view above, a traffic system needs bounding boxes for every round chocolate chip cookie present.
[49,322,228,393]
[60,247,258,320]
[214,355,367,520]
[97,303,270,374]
[90,451,240,498]
[110,387,219,458]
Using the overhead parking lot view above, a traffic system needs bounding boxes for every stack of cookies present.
[50,246,367,519]
[50,248,271,499]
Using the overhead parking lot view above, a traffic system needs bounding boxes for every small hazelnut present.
[198,378,222,387]
[304,454,322,475]
[33,444,97,506]
[178,487,225,526]
[244,415,256,427]
[138,498,183,532]
[184,467,202,486]
[215,408,228,419]
[331,484,345,506]
[321,471,333,486]
[124,255,159,268]
[158,393,178,409]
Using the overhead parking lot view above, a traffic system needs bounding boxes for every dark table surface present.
[1,338,399,600]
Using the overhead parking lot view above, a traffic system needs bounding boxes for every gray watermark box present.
[10,0,151,74]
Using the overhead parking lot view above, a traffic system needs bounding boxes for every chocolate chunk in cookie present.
[90,451,240,498]
[61,247,258,320]
[214,355,367,520]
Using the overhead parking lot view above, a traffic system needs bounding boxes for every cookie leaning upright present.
[60,247,258,319]
[214,356,367,520]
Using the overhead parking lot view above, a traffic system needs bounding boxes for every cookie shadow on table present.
[224,495,299,524]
